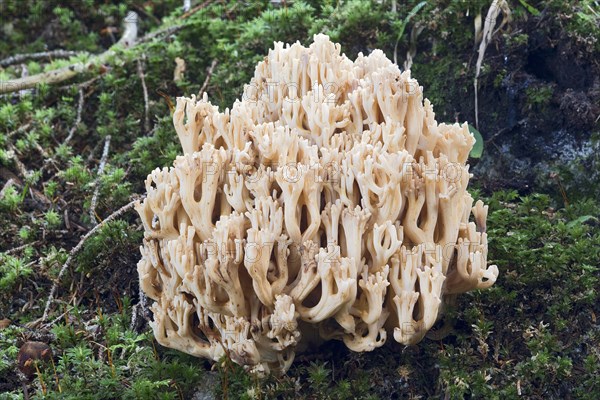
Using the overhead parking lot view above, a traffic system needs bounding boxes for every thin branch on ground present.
[137,57,150,133]
[86,140,104,163]
[0,178,15,199]
[45,310,70,329]
[181,0,214,19]
[89,135,112,224]
[136,24,186,44]
[0,4,219,94]
[474,0,510,129]
[131,3,161,25]
[5,142,30,178]
[7,122,31,138]
[130,286,151,331]
[199,59,218,97]
[0,167,51,207]
[129,304,139,331]
[0,13,138,95]
[1,59,92,95]
[59,74,104,92]
[0,50,86,68]
[63,88,85,145]
[40,197,142,323]
[63,209,71,231]
[3,241,41,255]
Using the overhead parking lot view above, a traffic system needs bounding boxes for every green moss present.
[76,219,142,274]
[506,32,529,49]
[548,0,600,53]
[525,85,554,110]
[0,313,206,400]
[411,53,465,120]
[0,253,33,291]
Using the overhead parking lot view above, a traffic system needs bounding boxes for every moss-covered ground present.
[1,1,599,399]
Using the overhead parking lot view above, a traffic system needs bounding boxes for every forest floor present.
[1,1,599,399]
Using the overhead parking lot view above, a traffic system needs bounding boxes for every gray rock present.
[191,371,220,400]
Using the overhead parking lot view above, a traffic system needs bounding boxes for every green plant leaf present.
[468,124,484,158]
[393,0,427,63]
[566,215,599,228]
[518,0,541,16]
[395,1,427,41]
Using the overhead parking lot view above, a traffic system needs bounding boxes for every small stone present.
[17,341,53,379]
[191,371,219,400]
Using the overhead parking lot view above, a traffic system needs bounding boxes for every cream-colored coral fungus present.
[136,34,498,375]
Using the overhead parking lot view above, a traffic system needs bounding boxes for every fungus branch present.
[135,35,498,375]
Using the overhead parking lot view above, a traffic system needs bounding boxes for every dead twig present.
[89,135,112,224]
[0,178,15,199]
[173,57,186,82]
[58,74,104,92]
[136,24,185,44]
[0,50,86,68]
[199,59,218,97]
[40,197,142,322]
[137,57,150,133]
[63,209,71,231]
[0,13,138,95]
[4,142,30,178]
[130,285,151,331]
[2,241,41,256]
[1,59,91,95]
[131,3,161,25]
[181,0,214,19]
[63,88,84,146]
[474,0,510,130]
[7,123,32,139]
[0,167,51,207]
